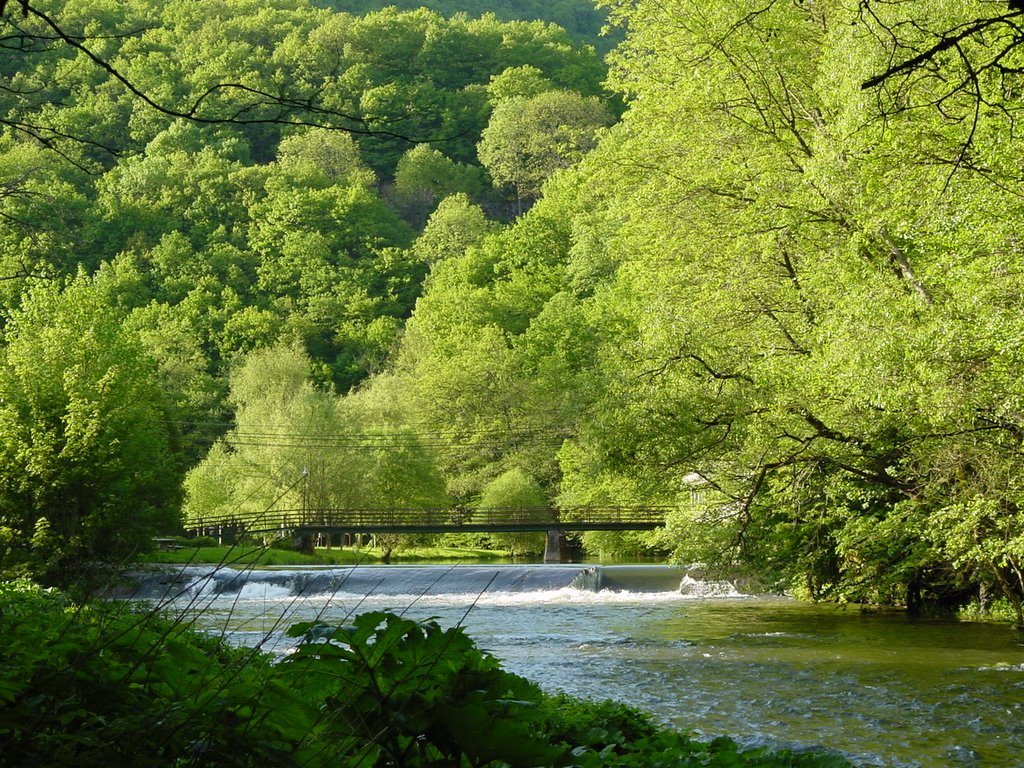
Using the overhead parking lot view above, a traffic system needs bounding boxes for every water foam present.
[320,586,696,607]
[678,574,742,598]
[132,563,752,607]
[234,582,295,602]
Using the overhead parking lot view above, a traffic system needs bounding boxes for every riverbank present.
[142,543,513,567]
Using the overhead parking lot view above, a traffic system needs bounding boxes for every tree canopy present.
[384,0,1024,618]
[0,0,610,574]
[0,275,180,584]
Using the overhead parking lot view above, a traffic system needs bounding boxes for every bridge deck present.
[189,506,670,537]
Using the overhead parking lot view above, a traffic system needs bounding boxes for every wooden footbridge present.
[187,505,671,562]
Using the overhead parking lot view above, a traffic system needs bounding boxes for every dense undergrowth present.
[0,580,851,767]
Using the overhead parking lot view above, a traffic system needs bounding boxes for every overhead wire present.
[169,418,577,452]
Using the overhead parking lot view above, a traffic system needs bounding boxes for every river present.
[131,563,1024,767]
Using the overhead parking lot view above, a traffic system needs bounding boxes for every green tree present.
[486,65,553,104]
[247,165,417,390]
[343,374,450,557]
[183,344,357,532]
[346,374,449,513]
[184,346,448,539]
[0,140,91,289]
[477,467,547,554]
[88,132,252,261]
[412,193,498,265]
[387,0,1024,613]
[277,127,377,188]
[477,89,613,210]
[0,275,181,585]
[392,144,486,226]
[549,0,1024,609]
[389,184,590,517]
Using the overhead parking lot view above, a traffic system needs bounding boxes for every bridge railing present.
[186,505,673,537]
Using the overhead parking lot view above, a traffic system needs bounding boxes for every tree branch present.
[861,11,1024,91]
[0,0,30,17]
[877,225,934,304]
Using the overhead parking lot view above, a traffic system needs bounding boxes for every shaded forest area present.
[313,0,619,52]
[3,0,1024,624]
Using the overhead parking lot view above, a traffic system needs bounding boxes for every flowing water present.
[130,563,1024,767]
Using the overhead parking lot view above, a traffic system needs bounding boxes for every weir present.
[125,563,731,602]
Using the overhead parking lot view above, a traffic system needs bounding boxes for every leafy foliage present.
[478,89,613,206]
[1,0,609,390]
[284,611,558,768]
[475,467,548,554]
[393,144,488,226]
[0,0,622,556]
[0,580,320,767]
[312,0,619,53]
[0,276,181,586]
[183,345,449,533]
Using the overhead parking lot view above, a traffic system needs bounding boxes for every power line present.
[172,425,574,439]
[164,408,578,435]
[172,422,577,452]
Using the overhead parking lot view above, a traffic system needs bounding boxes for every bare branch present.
[861,10,1024,91]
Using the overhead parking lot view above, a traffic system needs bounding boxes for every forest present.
[1,0,1024,627]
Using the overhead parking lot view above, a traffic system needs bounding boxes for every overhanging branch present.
[861,10,1024,91]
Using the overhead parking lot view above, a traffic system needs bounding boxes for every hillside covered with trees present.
[312,0,619,52]
[2,0,1024,626]
[0,0,612,583]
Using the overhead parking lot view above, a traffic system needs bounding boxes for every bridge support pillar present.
[294,534,314,555]
[543,529,568,564]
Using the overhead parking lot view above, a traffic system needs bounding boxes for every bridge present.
[187,505,671,562]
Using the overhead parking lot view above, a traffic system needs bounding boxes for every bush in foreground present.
[0,580,851,767]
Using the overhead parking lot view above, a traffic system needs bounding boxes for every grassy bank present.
[142,544,512,567]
